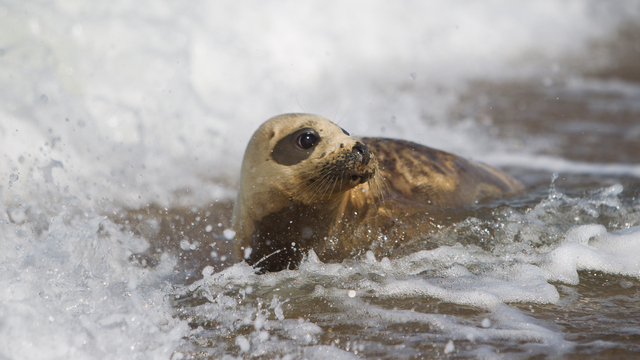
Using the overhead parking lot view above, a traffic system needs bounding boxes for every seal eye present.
[272,128,319,165]
[297,132,317,149]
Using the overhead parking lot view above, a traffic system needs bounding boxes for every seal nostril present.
[352,143,371,165]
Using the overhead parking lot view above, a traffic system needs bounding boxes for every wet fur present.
[362,137,522,206]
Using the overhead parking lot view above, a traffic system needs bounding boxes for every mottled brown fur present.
[232,114,522,272]
[362,138,522,207]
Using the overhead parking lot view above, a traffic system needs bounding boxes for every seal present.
[232,113,523,272]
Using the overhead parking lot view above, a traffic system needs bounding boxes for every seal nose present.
[352,142,371,166]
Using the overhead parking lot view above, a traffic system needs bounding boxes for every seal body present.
[232,114,522,272]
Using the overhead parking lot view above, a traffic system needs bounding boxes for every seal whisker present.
[294,167,333,202]
[300,179,321,202]
[308,177,330,201]
[368,172,386,204]
[303,169,334,202]
[327,173,341,198]
[332,169,344,197]
[316,175,333,201]
[321,174,334,200]
[307,167,334,200]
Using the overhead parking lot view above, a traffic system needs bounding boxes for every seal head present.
[232,114,382,272]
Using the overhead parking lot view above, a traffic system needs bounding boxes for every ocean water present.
[1,1,640,359]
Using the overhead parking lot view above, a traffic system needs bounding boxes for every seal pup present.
[232,113,522,272]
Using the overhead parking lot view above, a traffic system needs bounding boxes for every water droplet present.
[223,229,236,240]
[444,340,455,354]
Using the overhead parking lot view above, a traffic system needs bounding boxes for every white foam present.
[544,226,640,284]
[301,346,360,360]
[0,209,188,359]
[310,250,560,308]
